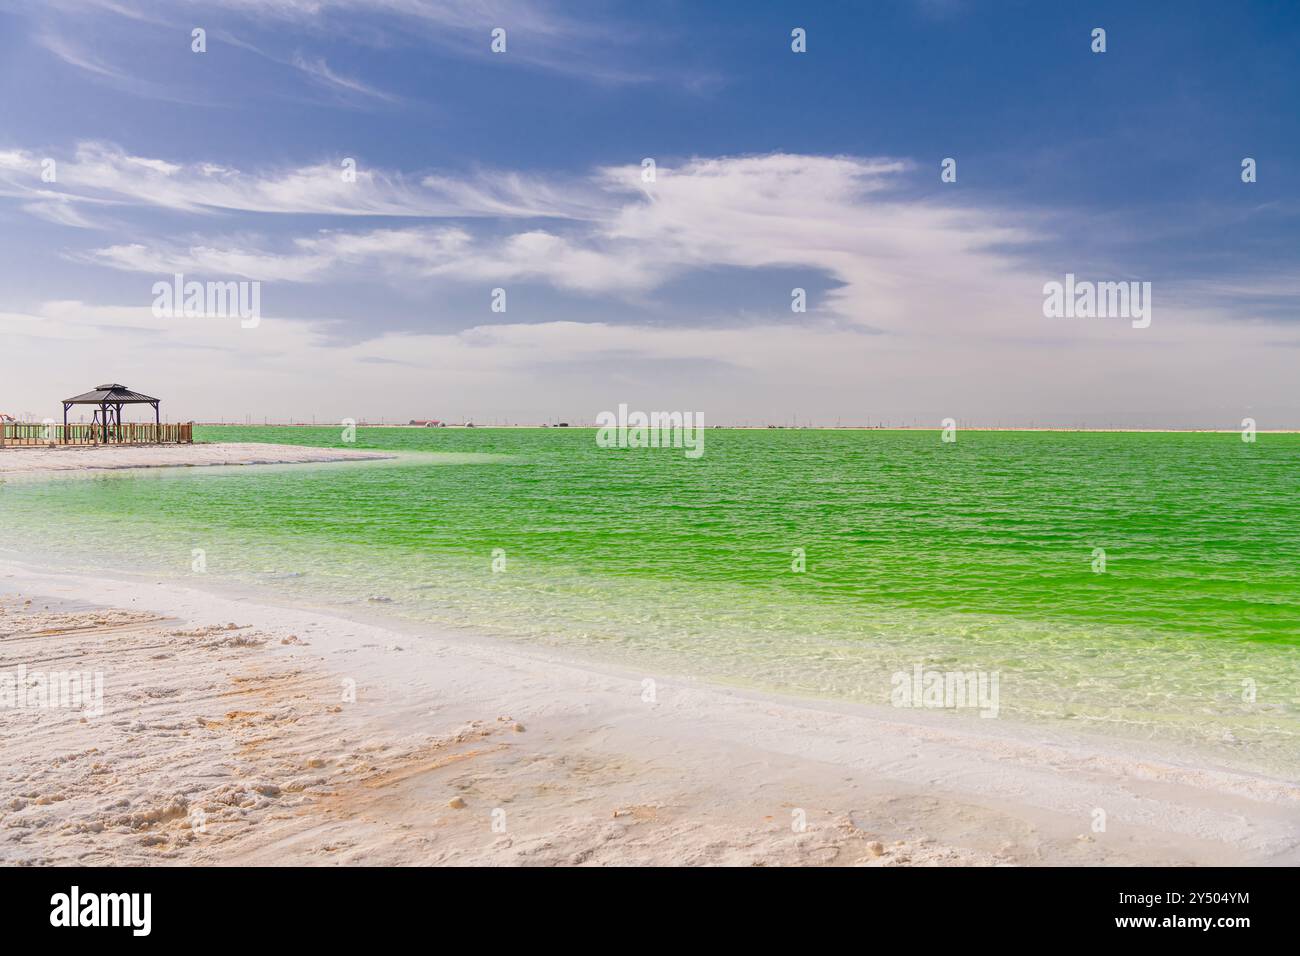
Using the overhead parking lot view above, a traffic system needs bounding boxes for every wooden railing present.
[1,422,193,446]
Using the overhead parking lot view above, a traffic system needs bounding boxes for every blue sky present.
[0,0,1297,425]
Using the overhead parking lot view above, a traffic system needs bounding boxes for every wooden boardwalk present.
[1,422,193,447]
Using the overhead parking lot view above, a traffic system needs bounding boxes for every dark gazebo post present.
[62,402,68,445]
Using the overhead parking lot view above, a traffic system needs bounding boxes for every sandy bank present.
[0,442,395,475]
[2,561,1297,867]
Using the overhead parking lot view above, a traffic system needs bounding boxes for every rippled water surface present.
[2,427,1297,774]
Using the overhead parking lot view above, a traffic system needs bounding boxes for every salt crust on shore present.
[0,442,394,474]
[2,562,1297,867]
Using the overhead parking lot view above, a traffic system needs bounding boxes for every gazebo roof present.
[63,384,160,405]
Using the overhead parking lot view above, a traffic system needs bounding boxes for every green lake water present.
[2,427,1296,775]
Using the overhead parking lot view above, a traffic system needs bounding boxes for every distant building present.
[408,419,445,427]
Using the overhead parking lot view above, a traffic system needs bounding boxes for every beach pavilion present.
[60,383,186,444]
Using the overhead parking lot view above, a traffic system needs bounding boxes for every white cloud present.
[0,142,596,218]
[27,0,653,85]
[66,152,1044,332]
[290,54,400,101]
[21,199,101,229]
[36,32,126,80]
[31,30,225,105]
[6,150,1300,425]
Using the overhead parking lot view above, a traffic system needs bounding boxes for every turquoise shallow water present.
[1,427,1297,775]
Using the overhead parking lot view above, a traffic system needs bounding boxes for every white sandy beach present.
[0,442,395,474]
[3,558,1298,866]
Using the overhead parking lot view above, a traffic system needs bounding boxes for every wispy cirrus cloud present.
[81,226,665,292]
[35,32,125,80]
[0,142,600,218]
[22,198,102,229]
[20,0,660,88]
[289,54,400,102]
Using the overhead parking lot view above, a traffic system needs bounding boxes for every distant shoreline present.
[188,423,1300,433]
